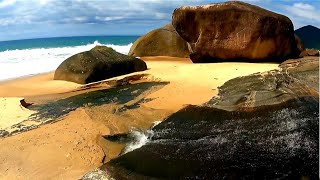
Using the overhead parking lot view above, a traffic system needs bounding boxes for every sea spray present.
[120,121,163,154]
[121,129,154,154]
[0,41,133,80]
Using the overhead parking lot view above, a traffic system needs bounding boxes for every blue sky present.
[0,0,319,41]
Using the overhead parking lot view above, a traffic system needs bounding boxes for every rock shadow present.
[28,81,168,122]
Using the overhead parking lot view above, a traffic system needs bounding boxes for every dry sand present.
[0,72,80,97]
[0,108,109,180]
[0,97,35,129]
[0,57,280,179]
[140,57,279,111]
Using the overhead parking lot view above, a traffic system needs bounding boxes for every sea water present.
[0,36,138,81]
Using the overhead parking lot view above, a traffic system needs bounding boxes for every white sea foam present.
[122,121,163,154]
[0,41,133,81]
[122,130,154,154]
[152,120,162,127]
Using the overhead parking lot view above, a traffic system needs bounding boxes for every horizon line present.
[0,34,142,43]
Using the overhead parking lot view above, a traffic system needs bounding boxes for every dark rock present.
[0,130,9,137]
[295,25,320,50]
[20,99,33,108]
[54,46,147,84]
[128,24,191,57]
[172,1,300,63]
[300,49,319,57]
[102,97,319,179]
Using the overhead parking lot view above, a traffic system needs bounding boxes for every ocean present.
[0,36,139,81]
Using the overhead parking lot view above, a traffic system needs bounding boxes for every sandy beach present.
[0,57,280,179]
[0,57,279,109]
[1,0,318,178]
[0,72,81,97]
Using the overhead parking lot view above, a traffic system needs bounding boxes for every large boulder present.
[295,25,320,50]
[54,46,147,84]
[172,1,300,63]
[128,24,190,57]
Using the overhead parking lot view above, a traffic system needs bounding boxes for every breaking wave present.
[0,40,133,81]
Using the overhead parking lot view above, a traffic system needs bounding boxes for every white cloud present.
[0,0,319,40]
[95,16,125,22]
[0,0,208,26]
[284,3,320,21]
[0,0,16,8]
[155,12,168,19]
[74,16,87,22]
[38,0,52,5]
[293,3,315,10]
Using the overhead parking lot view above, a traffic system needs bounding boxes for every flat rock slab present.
[102,97,319,179]
[207,56,319,111]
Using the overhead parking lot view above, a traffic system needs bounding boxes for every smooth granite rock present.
[128,24,191,58]
[172,1,300,63]
[54,46,147,84]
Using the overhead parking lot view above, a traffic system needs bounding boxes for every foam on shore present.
[0,41,132,81]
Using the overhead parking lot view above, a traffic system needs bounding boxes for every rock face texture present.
[103,99,319,179]
[128,24,190,57]
[93,57,319,179]
[295,25,320,50]
[54,46,147,84]
[294,34,305,53]
[207,56,319,111]
[300,49,319,57]
[172,1,300,63]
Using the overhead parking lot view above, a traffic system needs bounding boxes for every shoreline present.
[0,57,280,101]
[0,56,189,84]
[0,71,54,84]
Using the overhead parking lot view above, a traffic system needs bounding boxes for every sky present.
[0,0,319,41]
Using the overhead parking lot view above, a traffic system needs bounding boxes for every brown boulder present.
[54,46,147,84]
[300,49,319,57]
[172,1,300,63]
[294,34,305,52]
[128,24,190,57]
